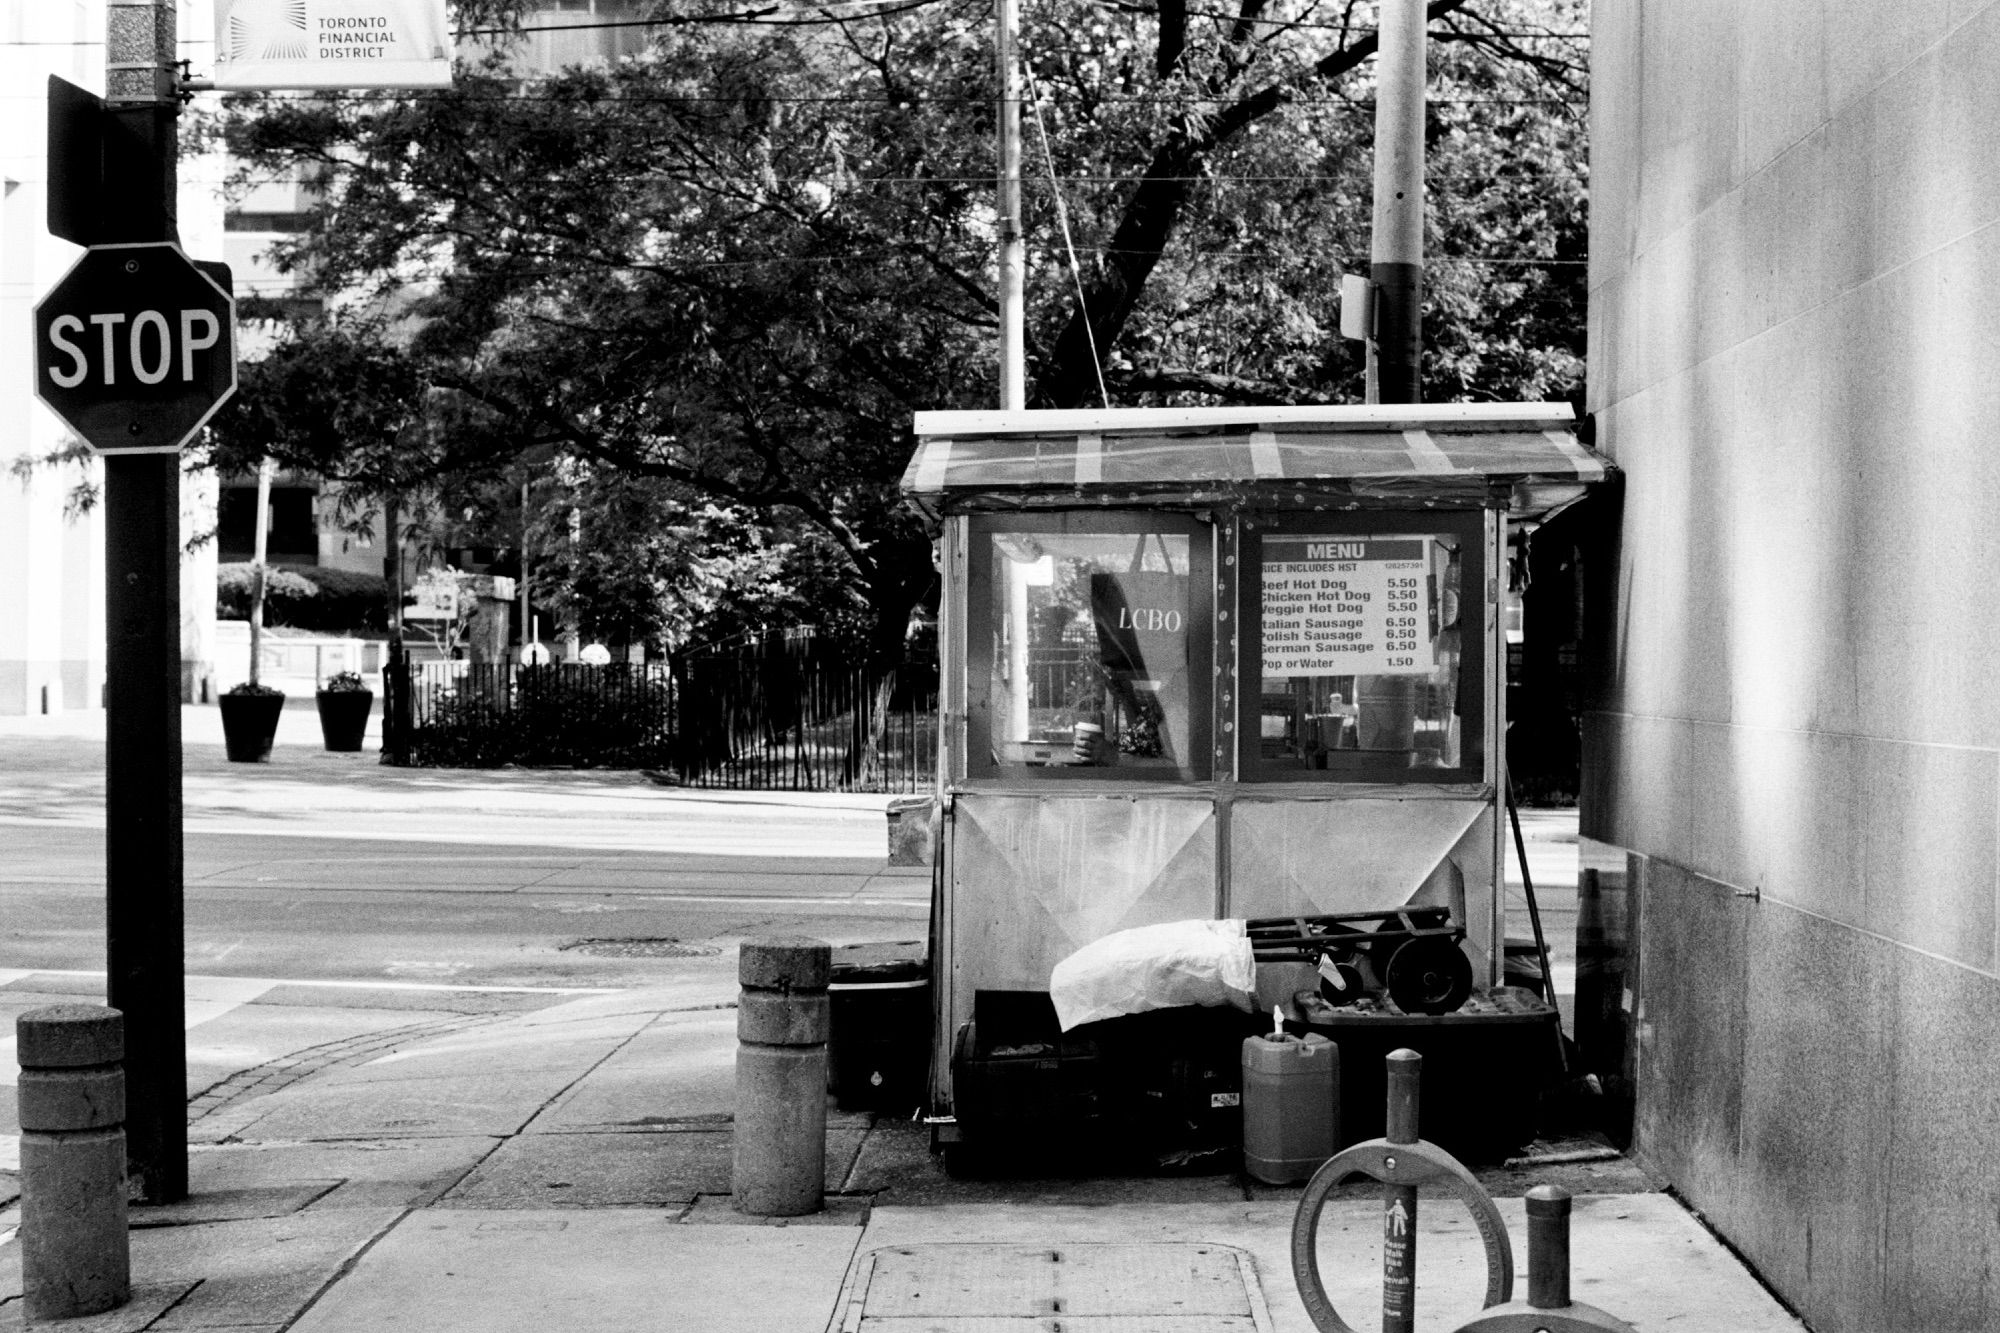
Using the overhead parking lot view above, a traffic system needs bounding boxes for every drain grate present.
[557,937,719,958]
[834,1242,1273,1330]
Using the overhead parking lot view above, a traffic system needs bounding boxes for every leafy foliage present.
[212,0,1586,653]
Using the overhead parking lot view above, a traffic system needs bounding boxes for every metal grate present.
[834,1243,1273,1330]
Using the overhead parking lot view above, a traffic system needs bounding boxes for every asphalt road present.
[0,710,931,985]
[0,708,930,1184]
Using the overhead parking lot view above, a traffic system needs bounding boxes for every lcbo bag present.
[1049,918,1257,1031]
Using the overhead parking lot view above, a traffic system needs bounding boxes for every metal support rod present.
[995,0,1026,408]
[103,0,185,1203]
[1383,1048,1422,1333]
[1505,773,1569,1074]
[1367,0,1426,406]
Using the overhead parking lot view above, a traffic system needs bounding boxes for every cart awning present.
[903,403,1613,519]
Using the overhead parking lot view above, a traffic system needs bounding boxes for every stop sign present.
[33,242,236,455]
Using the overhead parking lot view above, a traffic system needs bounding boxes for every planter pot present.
[219,691,286,763]
[315,690,375,752]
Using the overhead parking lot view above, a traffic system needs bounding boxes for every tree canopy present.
[210,0,1586,655]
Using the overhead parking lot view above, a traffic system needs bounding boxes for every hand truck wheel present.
[1382,937,1474,1015]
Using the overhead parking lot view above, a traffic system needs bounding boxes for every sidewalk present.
[0,978,1806,1333]
[0,715,1803,1331]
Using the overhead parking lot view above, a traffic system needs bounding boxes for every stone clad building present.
[1584,3,1999,1329]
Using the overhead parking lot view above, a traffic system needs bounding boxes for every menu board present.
[1261,536,1432,676]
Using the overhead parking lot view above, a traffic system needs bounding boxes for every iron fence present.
[387,655,937,793]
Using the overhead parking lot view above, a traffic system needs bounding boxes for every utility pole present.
[1368,0,1427,405]
[1369,9,1427,1324]
[995,0,1026,409]
[102,0,187,1203]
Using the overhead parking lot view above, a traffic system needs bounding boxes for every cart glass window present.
[1243,514,1485,783]
[968,515,1212,781]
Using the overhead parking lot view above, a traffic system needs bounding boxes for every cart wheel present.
[1316,963,1366,1005]
[1383,938,1474,1015]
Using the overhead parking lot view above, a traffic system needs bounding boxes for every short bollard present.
[1452,1186,1638,1332]
[1382,1049,1421,1333]
[17,1004,131,1320]
[733,936,831,1216]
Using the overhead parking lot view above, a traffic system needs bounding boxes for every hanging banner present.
[1090,571,1190,764]
[1260,535,1433,677]
[214,0,453,90]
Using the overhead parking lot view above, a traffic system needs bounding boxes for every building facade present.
[1585,4,2000,1329]
[2,0,223,712]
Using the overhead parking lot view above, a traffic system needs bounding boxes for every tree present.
[214,0,1586,656]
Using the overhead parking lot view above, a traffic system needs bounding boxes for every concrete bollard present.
[733,936,831,1217]
[17,1004,131,1320]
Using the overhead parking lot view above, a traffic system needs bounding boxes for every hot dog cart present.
[900,402,1612,1141]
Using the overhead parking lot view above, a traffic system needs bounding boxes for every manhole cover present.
[833,1243,1273,1330]
[558,937,719,958]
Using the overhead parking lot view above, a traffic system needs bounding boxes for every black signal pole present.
[103,0,188,1204]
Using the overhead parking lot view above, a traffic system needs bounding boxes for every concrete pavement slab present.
[438,1126,873,1207]
[531,1007,737,1129]
[221,1074,578,1142]
[187,1138,501,1211]
[286,1209,861,1333]
[135,1210,405,1331]
[227,995,664,1140]
[859,1197,1807,1333]
[0,1210,402,1331]
[131,1182,341,1227]
[0,1282,197,1333]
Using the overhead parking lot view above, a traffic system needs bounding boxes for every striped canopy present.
[903,403,1612,519]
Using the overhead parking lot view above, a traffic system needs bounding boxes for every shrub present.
[217,563,389,634]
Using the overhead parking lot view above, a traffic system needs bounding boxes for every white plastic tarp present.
[1049,918,1256,1030]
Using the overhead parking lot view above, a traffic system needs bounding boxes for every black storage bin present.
[949,993,1263,1172]
[1081,1006,1266,1164]
[952,990,1108,1141]
[829,941,931,1114]
[1293,985,1562,1160]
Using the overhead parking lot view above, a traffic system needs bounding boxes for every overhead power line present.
[452,2,1586,40]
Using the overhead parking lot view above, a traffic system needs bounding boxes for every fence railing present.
[385,656,937,793]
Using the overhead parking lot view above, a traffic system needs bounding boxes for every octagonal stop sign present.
[33,242,236,455]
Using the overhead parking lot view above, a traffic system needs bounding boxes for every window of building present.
[966,513,1212,781]
[1241,512,1485,783]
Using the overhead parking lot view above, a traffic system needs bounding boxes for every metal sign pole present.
[103,0,187,1204]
